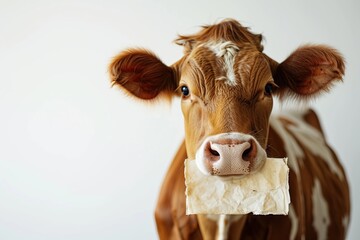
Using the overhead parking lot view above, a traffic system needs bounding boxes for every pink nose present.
[195,133,266,176]
[205,139,256,163]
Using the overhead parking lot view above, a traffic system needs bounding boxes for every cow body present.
[109,19,350,239]
[155,109,350,239]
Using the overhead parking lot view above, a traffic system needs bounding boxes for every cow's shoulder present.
[268,108,350,239]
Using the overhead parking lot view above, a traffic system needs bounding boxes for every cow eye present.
[181,86,190,97]
[264,83,277,96]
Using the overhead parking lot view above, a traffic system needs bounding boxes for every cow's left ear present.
[270,45,345,98]
[109,48,178,100]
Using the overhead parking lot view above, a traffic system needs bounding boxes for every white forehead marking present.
[206,41,239,86]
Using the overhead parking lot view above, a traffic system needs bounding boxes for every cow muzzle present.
[195,132,266,176]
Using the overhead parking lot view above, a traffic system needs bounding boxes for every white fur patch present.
[206,214,242,240]
[282,112,344,180]
[269,116,302,174]
[312,178,330,240]
[217,214,229,240]
[206,41,239,86]
[270,112,344,180]
[289,205,299,240]
[342,215,349,232]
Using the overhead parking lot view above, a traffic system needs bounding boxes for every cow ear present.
[272,45,345,98]
[109,49,178,100]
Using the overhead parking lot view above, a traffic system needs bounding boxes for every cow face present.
[109,19,344,176]
[178,41,274,175]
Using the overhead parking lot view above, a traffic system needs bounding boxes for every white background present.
[0,0,359,239]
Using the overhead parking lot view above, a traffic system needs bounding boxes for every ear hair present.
[272,44,345,100]
[109,48,177,100]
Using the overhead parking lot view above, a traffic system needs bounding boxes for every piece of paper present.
[185,158,290,215]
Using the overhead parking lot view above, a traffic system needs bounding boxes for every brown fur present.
[109,19,350,239]
[175,19,263,53]
[109,48,177,100]
[274,44,345,99]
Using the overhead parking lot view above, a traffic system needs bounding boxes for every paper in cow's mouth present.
[185,158,290,215]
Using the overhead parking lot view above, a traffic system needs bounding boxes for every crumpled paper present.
[185,158,290,215]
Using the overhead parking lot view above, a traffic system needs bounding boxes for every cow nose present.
[195,133,265,176]
[206,139,257,163]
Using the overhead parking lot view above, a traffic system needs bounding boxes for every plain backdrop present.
[0,0,359,239]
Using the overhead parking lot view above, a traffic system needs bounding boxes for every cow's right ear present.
[109,49,178,100]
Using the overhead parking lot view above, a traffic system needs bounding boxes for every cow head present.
[109,19,344,176]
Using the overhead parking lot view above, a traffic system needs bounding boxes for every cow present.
[108,19,350,240]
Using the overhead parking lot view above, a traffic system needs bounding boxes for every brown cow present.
[109,19,350,240]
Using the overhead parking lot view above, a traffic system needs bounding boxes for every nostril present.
[242,140,256,162]
[242,146,252,161]
[204,142,221,161]
[210,148,220,156]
